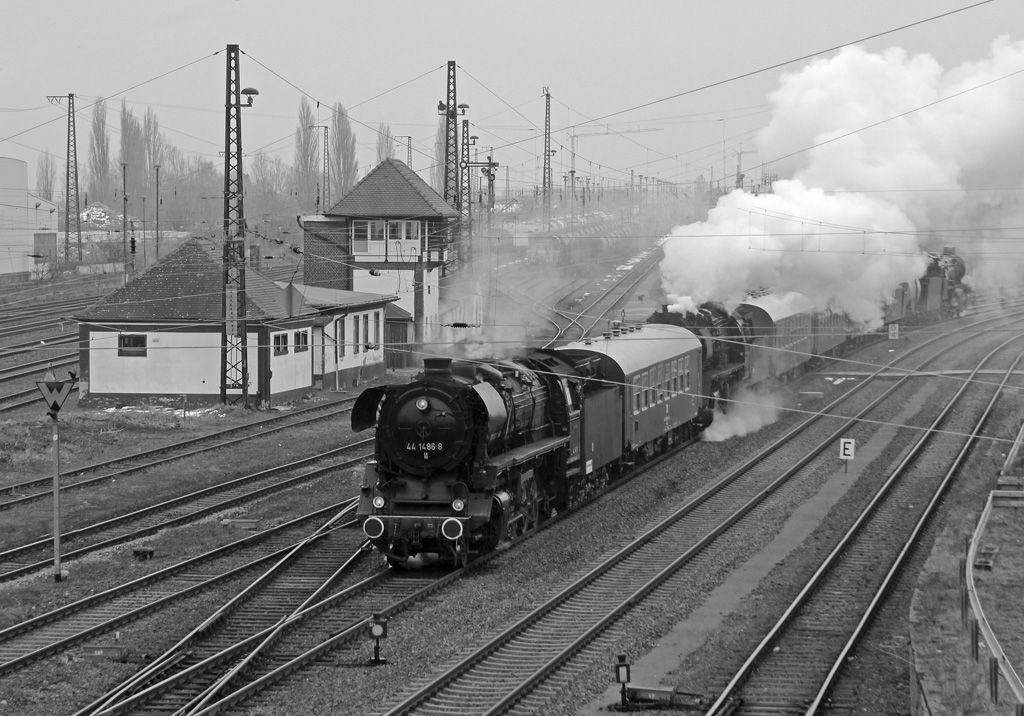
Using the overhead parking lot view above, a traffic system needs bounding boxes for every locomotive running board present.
[486,436,569,477]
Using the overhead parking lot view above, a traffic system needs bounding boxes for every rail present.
[966,488,1024,704]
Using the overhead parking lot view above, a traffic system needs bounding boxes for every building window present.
[369,220,385,243]
[363,315,369,349]
[388,221,402,241]
[337,319,346,358]
[117,333,147,357]
[353,314,360,354]
[273,333,288,355]
[294,330,309,353]
[373,311,380,346]
[352,221,368,252]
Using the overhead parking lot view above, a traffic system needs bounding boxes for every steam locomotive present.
[351,248,969,566]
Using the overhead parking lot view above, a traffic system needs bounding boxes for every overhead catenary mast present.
[220,44,256,407]
[47,93,83,261]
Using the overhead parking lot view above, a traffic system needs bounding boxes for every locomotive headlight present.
[452,498,466,512]
[415,397,429,412]
[372,495,386,509]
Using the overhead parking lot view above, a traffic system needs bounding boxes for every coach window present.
[644,372,652,409]
[632,377,640,414]
[684,356,692,392]
[273,333,288,355]
[118,333,147,357]
[656,364,664,403]
[294,330,309,353]
[673,359,681,394]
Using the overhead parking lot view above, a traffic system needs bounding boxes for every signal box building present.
[298,158,458,366]
[73,238,397,407]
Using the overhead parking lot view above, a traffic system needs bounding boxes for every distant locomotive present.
[351,247,969,566]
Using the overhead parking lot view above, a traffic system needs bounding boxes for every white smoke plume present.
[702,388,782,442]
[663,37,1024,322]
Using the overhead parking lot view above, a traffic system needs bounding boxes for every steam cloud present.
[663,37,1024,325]
[702,388,782,442]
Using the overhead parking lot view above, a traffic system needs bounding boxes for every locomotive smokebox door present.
[352,386,387,431]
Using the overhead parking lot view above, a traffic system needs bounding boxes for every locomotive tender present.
[351,247,969,566]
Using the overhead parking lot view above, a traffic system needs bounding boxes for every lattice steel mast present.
[47,93,83,261]
[220,44,252,406]
[322,126,330,211]
[542,87,551,232]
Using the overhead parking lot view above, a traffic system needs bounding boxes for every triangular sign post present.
[35,368,77,582]
[36,380,74,416]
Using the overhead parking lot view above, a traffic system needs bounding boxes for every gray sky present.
[2,0,1021,197]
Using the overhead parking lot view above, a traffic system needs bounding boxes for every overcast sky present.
[2,0,1021,198]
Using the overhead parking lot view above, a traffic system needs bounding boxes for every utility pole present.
[155,164,161,260]
[47,94,83,261]
[221,44,258,407]
[542,87,552,232]
[321,125,330,210]
[396,135,412,168]
[121,162,128,284]
[460,120,473,267]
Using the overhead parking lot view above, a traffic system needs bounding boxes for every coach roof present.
[555,323,701,380]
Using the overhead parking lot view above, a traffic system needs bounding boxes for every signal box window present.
[118,334,147,357]
[273,333,288,355]
[294,330,309,353]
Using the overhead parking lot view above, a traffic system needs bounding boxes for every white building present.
[74,238,397,406]
[0,157,58,285]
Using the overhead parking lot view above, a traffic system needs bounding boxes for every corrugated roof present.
[325,158,459,219]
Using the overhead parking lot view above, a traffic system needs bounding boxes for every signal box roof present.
[326,158,459,219]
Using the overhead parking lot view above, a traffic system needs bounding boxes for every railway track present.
[58,311,1016,715]
[704,332,1024,714]
[341,312,1024,715]
[0,500,358,678]
[0,396,357,509]
[0,438,372,582]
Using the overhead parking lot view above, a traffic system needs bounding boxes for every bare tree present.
[431,116,446,194]
[376,123,394,164]
[330,102,358,195]
[119,100,145,217]
[88,98,112,206]
[293,97,319,212]
[36,150,58,202]
[143,107,165,197]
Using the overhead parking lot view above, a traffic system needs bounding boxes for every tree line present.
[35,97,368,243]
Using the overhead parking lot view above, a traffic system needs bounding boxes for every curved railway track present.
[704,332,1024,714]
[61,310,1019,716]
[0,500,358,678]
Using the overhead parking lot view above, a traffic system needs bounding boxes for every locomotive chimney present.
[662,304,669,313]
[423,357,453,378]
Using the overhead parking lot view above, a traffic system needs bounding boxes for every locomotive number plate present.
[407,442,444,452]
